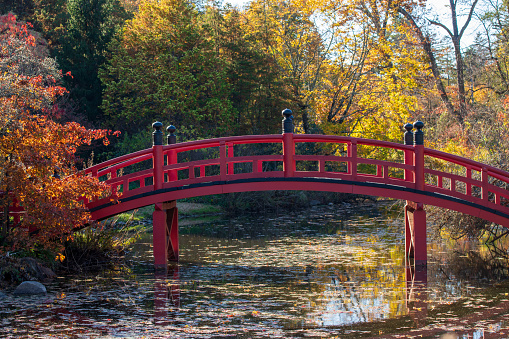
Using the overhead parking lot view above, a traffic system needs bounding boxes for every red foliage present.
[0,14,118,253]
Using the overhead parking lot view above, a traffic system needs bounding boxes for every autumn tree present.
[397,0,479,124]
[0,14,115,253]
[244,0,331,133]
[301,0,428,142]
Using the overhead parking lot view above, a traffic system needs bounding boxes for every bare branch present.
[428,19,454,39]
[459,0,479,39]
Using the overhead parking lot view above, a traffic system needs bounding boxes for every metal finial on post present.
[282,109,293,134]
[404,123,414,146]
[152,122,163,146]
[167,125,177,145]
[413,121,424,145]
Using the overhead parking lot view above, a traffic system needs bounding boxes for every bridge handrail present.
[424,148,509,178]
[161,134,284,152]
[84,148,153,176]
[293,134,415,151]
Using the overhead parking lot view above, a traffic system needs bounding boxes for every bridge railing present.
[423,148,509,208]
[82,111,509,222]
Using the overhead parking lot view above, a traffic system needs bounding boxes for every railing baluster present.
[466,166,472,196]
[227,142,234,175]
[111,170,117,195]
[482,167,489,202]
[319,158,325,173]
[220,141,227,181]
[348,141,357,179]
[413,121,425,191]
[282,109,295,178]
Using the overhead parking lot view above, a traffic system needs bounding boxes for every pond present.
[1,200,509,338]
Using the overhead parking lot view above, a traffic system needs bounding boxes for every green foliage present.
[54,0,129,124]
[100,0,236,138]
[202,7,291,135]
[62,218,142,272]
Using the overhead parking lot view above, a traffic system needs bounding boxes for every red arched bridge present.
[74,110,509,268]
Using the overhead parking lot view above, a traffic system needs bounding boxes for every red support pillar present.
[405,203,414,261]
[166,203,179,262]
[405,201,427,267]
[153,201,179,268]
[153,203,167,268]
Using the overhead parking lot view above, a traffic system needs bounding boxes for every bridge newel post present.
[167,125,178,182]
[282,109,295,177]
[413,120,425,192]
[152,122,164,191]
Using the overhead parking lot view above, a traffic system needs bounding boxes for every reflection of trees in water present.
[432,247,509,281]
[428,206,509,269]
[179,202,390,239]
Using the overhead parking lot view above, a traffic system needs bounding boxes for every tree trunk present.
[301,108,310,134]
[397,7,461,123]
[453,37,468,118]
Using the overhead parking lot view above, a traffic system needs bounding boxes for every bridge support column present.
[405,201,427,267]
[153,201,179,268]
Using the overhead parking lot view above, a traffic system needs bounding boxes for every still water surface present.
[1,201,509,338]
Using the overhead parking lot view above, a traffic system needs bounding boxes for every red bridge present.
[80,110,509,268]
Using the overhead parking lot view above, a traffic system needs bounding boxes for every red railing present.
[82,133,509,223]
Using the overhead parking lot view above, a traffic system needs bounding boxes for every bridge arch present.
[82,113,509,268]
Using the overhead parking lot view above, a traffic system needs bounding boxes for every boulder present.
[0,291,6,298]
[13,281,47,295]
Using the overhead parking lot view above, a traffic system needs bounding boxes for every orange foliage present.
[0,14,118,253]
